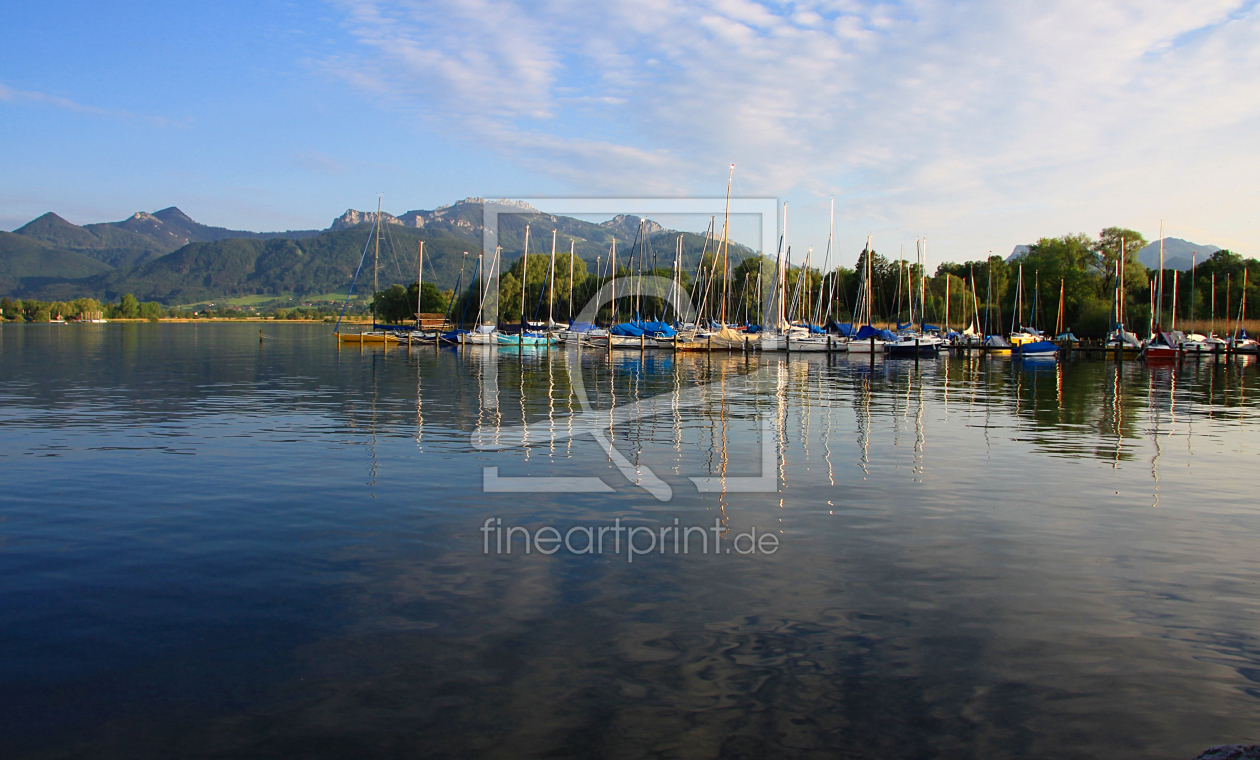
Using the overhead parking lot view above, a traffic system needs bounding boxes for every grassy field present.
[1171,319,1260,336]
[176,292,365,309]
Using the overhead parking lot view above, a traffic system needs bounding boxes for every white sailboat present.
[848,235,888,354]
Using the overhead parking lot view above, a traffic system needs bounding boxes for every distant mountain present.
[601,214,666,238]
[13,207,322,269]
[1136,238,1220,272]
[16,212,168,267]
[7,199,756,304]
[1007,245,1030,261]
[0,231,114,295]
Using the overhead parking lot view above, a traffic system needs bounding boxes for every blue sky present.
[2,0,1257,269]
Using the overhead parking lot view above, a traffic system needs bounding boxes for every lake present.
[1,323,1258,759]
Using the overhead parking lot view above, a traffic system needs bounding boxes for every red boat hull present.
[1143,346,1180,361]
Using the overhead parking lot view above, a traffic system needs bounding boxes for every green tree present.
[411,281,450,314]
[139,302,163,322]
[117,293,140,319]
[1093,227,1149,293]
[370,284,413,324]
[497,273,521,322]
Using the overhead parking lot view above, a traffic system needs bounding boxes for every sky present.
[1,0,1257,270]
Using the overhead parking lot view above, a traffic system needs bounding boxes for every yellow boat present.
[336,331,402,344]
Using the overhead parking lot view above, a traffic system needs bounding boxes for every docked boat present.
[497,332,556,347]
[1013,339,1059,358]
[1142,331,1181,361]
[335,198,406,344]
[1181,333,1227,354]
[983,335,1012,355]
[1105,326,1142,355]
[884,331,943,357]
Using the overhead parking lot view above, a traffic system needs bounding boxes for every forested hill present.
[4,199,756,304]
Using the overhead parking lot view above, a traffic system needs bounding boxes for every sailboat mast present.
[373,197,381,326]
[1239,270,1249,337]
[1119,237,1126,326]
[416,240,424,328]
[568,240,575,323]
[610,239,617,324]
[521,224,531,325]
[720,163,734,326]
[865,235,873,327]
[549,229,557,326]
[920,237,927,330]
[1171,270,1179,331]
[1157,220,1165,328]
[1190,253,1197,334]
[1012,264,1023,334]
[1211,272,1216,337]
[1056,279,1065,336]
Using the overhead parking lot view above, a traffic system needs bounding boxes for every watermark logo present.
[481,517,780,561]
[470,197,781,502]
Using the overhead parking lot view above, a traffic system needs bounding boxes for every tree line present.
[366,226,1257,339]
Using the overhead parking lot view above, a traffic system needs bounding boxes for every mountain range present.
[1,199,753,304]
[1134,238,1221,272]
[1008,238,1223,271]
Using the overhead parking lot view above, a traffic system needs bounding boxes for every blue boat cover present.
[611,322,646,337]
[923,323,940,331]
[854,325,896,341]
[568,321,596,332]
[1020,340,1059,354]
[897,321,912,331]
[639,320,678,337]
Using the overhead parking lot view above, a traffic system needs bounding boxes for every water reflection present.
[2,325,1259,759]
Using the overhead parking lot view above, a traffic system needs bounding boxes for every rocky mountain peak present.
[329,209,404,232]
[602,214,665,238]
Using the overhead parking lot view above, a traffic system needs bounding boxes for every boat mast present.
[720,163,734,326]
[1171,270,1178,332]
[1157,220,1165,328]
[1119,237,1127,327]
[920,236,927,330]
[610,238,618,324]
[865,235,873,327]
[1056,279,1065,336]
[549,229,557,326]
[1211,272,1216,337]
[416,240,424,329]
[568,240,575,324]
[1237,269,1249,338]
[373,196,381,327]
[521,224,531,326]
[1190,253,1197,334]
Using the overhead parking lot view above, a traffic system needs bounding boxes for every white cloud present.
[0,82,184,128]
[324,0,1260,263]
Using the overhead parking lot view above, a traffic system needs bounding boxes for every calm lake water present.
[2,323,1258,759]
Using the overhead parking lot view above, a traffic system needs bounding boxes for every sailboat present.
[336,197,402,343]
[1228,268,1257,354]
[847,236,891,354]
[460,247,501,345]
[884,238,943,357]
[1006,264,1058,357]
[1183,260,1226,354]
[954,268,985,347]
